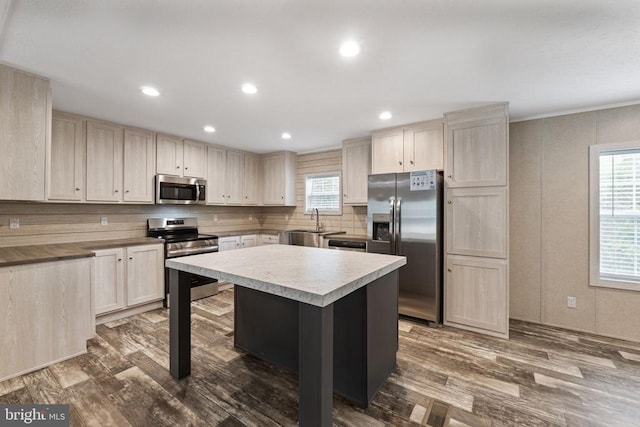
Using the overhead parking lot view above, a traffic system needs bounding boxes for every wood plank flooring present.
[2,287,640,426]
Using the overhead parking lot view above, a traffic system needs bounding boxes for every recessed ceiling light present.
[141,86,160,97]
[203,125,216,133]
[339,41,360,57]
[379,111,392,120]
[281,133,292,140]
[241,83,258,94]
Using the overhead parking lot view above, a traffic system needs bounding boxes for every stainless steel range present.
[147,217,219,305]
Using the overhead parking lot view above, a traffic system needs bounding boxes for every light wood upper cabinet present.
[404,120,444,171]
[48,111,85,201]
[183,139,207,179]
[206,145,227,204]
[156,134,183,176]
[86,121,124,202]
[123,128,155,203]
[446,187,507,258]
[225,149,244,205]
[0,65,50,201]
[243,153,261,205]
[371,119,443,174]
[444,103,507,187]
[261,151,297,206]
[342,137,371,205]
[445,255,508,337]
[371,128,404,174]
[126,244,164,307]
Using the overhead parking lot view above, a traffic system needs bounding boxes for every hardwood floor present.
[2,287,640,426]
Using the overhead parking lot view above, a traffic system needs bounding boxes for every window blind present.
[599,149,640,283]
[305,174,340,212]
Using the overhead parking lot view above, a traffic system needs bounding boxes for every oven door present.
[155,174,206,204]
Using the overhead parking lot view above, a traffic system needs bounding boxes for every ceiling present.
[1,0,639,154]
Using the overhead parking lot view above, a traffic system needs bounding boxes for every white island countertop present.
[166,244,406,307]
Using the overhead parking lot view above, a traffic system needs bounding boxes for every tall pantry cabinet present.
[443,103,510,338]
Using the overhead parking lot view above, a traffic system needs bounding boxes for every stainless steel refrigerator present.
[367,171,443,323]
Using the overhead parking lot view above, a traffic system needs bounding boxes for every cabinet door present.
[183,139,207,178]
[371,129,403,174]
[48,112,85,201]
[240,234,257,248]
[93,248,125,315]
[262,153,286,204]
[444,104,508,187]
[126,245,163,307]
[445,255,508,337]
[225,150,244,205]
[243,153,260,205]
[342,138,371,205]
[156,134,183,176]
[123,128,155,203]
[219,236,241,251]
[86,121,124,202]
[206,145,227,204]
[404,120,443,171]
[0,65,49,201]
[446,187,507,258]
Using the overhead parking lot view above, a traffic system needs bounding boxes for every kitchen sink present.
[285,230,346,247]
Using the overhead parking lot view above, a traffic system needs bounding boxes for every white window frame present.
[589,140,640,291]
[304,171,342,216]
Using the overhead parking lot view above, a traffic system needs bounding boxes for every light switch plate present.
[567,296,577,308]
[9,218,19,229]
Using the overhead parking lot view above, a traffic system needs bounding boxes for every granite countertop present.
[166,244,406,307]
[0,237,162,268]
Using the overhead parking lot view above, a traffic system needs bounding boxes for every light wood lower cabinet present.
[93,244,163,317]
[259,234,280,245]
[240,234,257,248]
[444,255,508,337]
[218,236,241,251]
[0,258,93,382]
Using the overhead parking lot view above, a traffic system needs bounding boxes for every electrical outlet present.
[285,214,289,221]
[249,214,253,222]
[9,218,19,229]
[213,214,218,222]
[567,296,577,309]
[100,217,108,226]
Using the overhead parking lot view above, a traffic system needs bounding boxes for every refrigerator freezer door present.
[396,172,442,323]
[367,173,396,255]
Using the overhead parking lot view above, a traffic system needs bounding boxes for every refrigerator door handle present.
[389,197,395,254]
[396,198,401,253]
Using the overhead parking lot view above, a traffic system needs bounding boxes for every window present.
[304,172,342,215]
[590,142,640,291]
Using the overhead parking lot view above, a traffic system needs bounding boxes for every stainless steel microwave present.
[155,175,206,204]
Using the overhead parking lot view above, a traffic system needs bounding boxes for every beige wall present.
[261,149,368,236]
[510,104,640,343]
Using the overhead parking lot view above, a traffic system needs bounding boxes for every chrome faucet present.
[311,208,320,232]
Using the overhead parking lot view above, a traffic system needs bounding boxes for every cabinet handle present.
[176,165,180,169]
[447,268,451,272]
[245,196,248,199]
[185,166,189,170]
[410,160,414,165]
[118,258,122,262]
[447,174,452,178]
[399,161,402,165]
[448,200,452,204]
[114,189,119,193]
[75,187,80,191]
[129,257,133,260]
[281,196,284,199]
[344,194,347,197]
[126,190,130,193]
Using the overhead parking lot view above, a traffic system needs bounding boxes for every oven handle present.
[167,246,219,258]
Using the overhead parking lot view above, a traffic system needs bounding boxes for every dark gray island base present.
[166,245,406,427]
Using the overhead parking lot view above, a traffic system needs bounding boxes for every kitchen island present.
[166,244,406,427]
